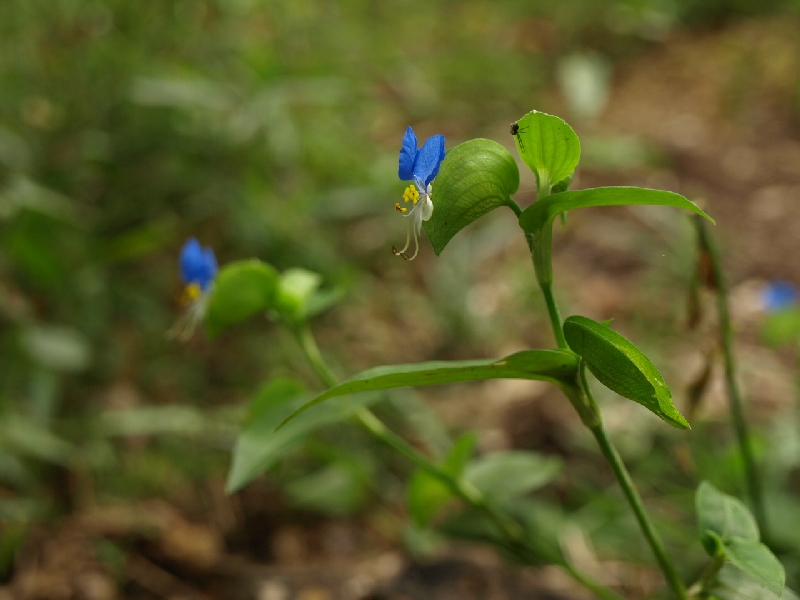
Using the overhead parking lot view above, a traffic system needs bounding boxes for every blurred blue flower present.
[761,280,797,312]
[169,238,218,340]
[180,237,218,292]
[393,126,446,260]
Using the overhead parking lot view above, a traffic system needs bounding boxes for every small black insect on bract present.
[510,121,528,151]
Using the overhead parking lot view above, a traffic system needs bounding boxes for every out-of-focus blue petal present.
[200,247,218,290]
[180,237,217,290]
[413,134,446,186]
[180,238,203,284]
[398,126,418,181]
[762,280,798,312]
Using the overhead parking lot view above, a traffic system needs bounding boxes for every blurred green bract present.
[205,259,278,338]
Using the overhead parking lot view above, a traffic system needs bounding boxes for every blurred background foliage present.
[2,0,800,597]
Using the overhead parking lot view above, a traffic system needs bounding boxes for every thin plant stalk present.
[590,419,687,597]
[292,324,624,600]
[693,216,767,538]
[529,184,687,599]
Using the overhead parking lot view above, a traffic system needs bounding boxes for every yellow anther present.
[395,202,408,213]
[402,185,419,205]
[180,283,202,306]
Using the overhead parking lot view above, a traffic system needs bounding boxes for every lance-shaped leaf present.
[519,186,712,233]
[564,315,690,429]
[423,139,519,256]
[519,187,713,289]
[278,350,579,429]
[206,259,278,338]
[407,432,477,527]
[226,378,381,493]
[512,110,580,191]
[465,451,562,504]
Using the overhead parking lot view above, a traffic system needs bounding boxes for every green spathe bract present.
[277,350,579,429]
[205,259,278,338]
[275,267,322,323]
[423,138,519,255]
[512,110,580,192]
[564,315,690,430]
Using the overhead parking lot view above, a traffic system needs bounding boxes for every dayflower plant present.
[168,237,218,340]
[206,110,792,600]
[393,126,445,260]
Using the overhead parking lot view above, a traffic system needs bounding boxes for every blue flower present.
[393,126,446,260]
[761,280,797,312]
[169,237,218,340]
[180,237,218,292]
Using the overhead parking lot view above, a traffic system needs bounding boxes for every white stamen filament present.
[393,182,433,261]
[166,292,210,341]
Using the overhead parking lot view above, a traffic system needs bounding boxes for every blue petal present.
[398,126,418,181]
[429,136,446,182]
[180,237,217,290]
[762,280,797,312]
[412,134,446,186]
[179,238,203,284]
[200,247,218,290]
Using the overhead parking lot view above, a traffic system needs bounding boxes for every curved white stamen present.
[167,292,210,341]
[394,182,434,260]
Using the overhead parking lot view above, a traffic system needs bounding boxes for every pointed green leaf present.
[423,139,519,256]
[465,451,561,503]
[284,464,368,516]
[697,481,760,548]
[206,259,278,338]
[0,415,79,467]
[564,315,690,429]
[226,379,380,493]
[723,538,786,596]
[710,564,796,600]
[407,432,477,526]
[706,531,786,597]
[512,110,580,191]
[519,186,713,233]
[278,350,579,429]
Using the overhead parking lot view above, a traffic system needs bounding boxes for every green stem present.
[506,197,523,218]
[542,282,568,349]
[687,555,725,598]
[522,180,685,598]
[524,228,567,350]
[693,216,767,539]
[292,324,623,600]
[295,324,338,388]
[590,420,687,599]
